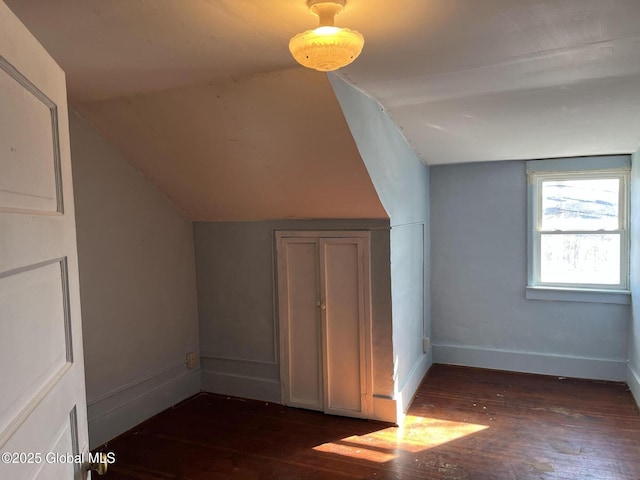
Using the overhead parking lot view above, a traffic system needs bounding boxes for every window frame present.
[526,156,631,301]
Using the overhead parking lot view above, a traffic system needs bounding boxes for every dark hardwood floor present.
[94,365,640,479]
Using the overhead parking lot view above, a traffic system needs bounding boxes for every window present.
[526,156,630,302]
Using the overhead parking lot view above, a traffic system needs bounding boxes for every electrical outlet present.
[423,337,431,353]
[186,352,198,369]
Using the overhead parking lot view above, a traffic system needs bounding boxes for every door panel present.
[0,58,59,214]
[278,240,322,411]
[0,1,90,478]
[321,239,367,417]
[9,406,79,480]
[0,260,71,436]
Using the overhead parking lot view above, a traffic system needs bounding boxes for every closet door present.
[277,238,323,411]
[277,232,372,419]
[319,238,370,418]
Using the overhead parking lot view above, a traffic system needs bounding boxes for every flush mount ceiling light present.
[289,0,364,72]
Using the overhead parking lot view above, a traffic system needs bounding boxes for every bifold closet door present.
[319,238,369,418]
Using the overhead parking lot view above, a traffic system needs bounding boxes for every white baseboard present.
[628,364,640,409]
[397,351,432,415]
[87,368,201,449]
[201,370,280,403]
[433,344,627,381]
[371,396,397,424]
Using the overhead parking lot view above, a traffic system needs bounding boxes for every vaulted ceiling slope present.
[75,68,387,221]
[342,0,640,164]
[6,0,640,174]
[4,0,311,102]
[4,0,387,221]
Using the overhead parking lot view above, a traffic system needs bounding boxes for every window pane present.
[540,233,620,285]
[541,179,619,231]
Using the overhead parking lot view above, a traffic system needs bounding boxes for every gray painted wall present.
[629,151,640,406]
[70,112,200,448]
[431,160,630,380]
[194,219,394,405]
[329,75,431,411]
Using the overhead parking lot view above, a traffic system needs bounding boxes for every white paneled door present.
[0,2,91,479]
[277,232,372,419]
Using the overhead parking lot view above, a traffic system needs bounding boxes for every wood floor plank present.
[95,365,640,479]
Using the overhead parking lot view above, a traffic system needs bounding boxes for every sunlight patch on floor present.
[313,415,489,462]
[313,441,397,463]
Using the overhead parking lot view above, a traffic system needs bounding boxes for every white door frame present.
[275,231,373,418]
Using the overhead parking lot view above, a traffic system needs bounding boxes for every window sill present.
[525,286,630,305]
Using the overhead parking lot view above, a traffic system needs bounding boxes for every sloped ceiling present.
[75,68,387,221]
[342,0,640,164]
[4,0,388,221]
[5,0,640,216]
[4,0,309,102]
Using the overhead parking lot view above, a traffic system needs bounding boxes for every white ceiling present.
[342,0,640,164]
[5,0,640,167]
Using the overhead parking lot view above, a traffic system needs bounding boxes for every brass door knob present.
[86,453,108,475]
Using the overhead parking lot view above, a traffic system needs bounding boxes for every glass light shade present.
[289,26,364,72]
